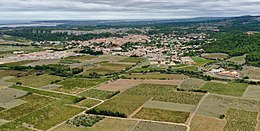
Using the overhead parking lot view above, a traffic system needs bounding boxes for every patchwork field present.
[179,78,207,90]
[224,108,258,131]
[124,84,205,105]
[242,85,260,101]
[200,82,248,97]
[201,53,229,60]
[88,94,150,117]
[190,114,227,131]
[55,78,109,94]
[197,94,260,118]
[7,74,64,88]
[125,73,188,80]
[80,89,119,100]
[133,121,187,131]
[133,108,190,123]
[96,79,182,92]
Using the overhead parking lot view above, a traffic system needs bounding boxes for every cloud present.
[0,0,259,20]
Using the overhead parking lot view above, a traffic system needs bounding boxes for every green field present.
[76,98,101,108]
[0,94,57,120]
[8,74,63,88]
[1,101,84,130]
[134,108,189,123]
[125,73,188,80]
[119,57,145,63]
[10,85,81,103]
[66,55,96,61]
[0,60,38,66]
[88,94,150,117]
[200,82,248,97]
[192,57,214,66]
[0,70,23,79]
[224,108,258,131]
[80,89,119,100]
[173,65,198,71]
[56,78,109,94]
[125,84,204,105]
[179,78,207,90]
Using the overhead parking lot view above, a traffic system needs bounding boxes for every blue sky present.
[0,0,259,20]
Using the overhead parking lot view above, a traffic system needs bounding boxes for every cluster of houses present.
[210,68,240,78]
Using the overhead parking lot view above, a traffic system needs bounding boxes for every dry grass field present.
[179,78,207,90]
[0,70,23,79]
[241,66,260,80]
[242,85,260,101]
[197,94,260,118]
[143,101,196,113]
[75,98,101,108]
[25,59,60,66]
[80,89,118,100]
[227,55,246,65]
[96,79,182,92]
[133,108,190,123]
[133,121,187,131]
[201,53,229,60]
[190,114,227,131]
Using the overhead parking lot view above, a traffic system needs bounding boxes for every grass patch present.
[125,73,188,80]
[134,108,189,123]
[242,85,260,101]
[224,108,258,131]
[88,94,150,117]
[10,85,82,103]
[56,78,109,94]
[0,70,23,79]
[227,55,246,65]
[119,57,145,63]
[192,57,214,66]
[125,84,205,105]
[180,78,207,90]
[200,82,248,97]
[174,66,198,71]
[80,89,119,100]
[76,99,101,108]
[8,74,63,88]
[0,94,56,120]
[59,59,81,64]
[66,55,96,61]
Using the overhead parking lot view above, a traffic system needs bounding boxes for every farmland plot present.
[179,78,207,90]
[197,94,260,118]
[201,53,229,60]
[125,73,188,80]
[76,98,101,108]
[200,82,248,97]
[0,88,28,109]
[133,108,190,123]
[7,74,63,88]
[190,114,227,131]
[80,89,119,100]
[143,100,196,113]
[242,85,260,101]
[55,78,109,94]
[133,121,187,131]
[224,108,258,131]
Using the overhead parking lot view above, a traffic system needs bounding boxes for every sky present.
[0,0,260,20]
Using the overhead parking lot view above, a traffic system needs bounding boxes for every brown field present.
[96,79,182,92]
[133,121,187,131]
[125,73,188,80]
[0,70,23,79]
[25,59,60,66]
[241,66,260,81]
[190,114,227,131]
